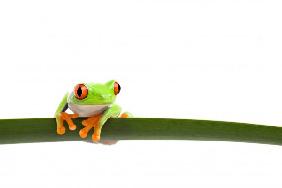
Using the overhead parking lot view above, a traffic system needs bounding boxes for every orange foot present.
[120,112,131,118]
[79,114,102,142]
[56,112,79,135]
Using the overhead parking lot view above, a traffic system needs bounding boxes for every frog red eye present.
[114,82,121,95]
[74,83,88,100]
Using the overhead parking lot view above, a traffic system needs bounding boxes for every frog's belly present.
[68,103,108,117]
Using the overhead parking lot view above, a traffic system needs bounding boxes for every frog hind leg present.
[55,93,79,135]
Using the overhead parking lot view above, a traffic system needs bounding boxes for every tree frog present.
[55,80,131,142]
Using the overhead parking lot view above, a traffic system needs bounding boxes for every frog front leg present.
[79,104,122,142]
[55,93,79,135]
[93,104,122,142]
[79,114,101,139]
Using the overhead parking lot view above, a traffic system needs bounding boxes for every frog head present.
[68,80,121,105]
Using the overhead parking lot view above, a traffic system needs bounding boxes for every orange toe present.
[92,134,100,142]
[59,112,78,132]
[79,129,88,138]
[57,126,66,135]
[67,121,76,131]
[120,113,129,118]
[82,120,88,127]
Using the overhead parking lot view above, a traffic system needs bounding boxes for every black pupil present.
[77,87,82,97]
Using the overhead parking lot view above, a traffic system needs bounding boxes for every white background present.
[0,0,282,187]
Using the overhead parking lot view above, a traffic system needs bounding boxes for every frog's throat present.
[68,103,109,117]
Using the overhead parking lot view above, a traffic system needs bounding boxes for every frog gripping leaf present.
[55,80,132,142]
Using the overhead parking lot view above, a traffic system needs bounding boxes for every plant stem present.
[0,118,281,145]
